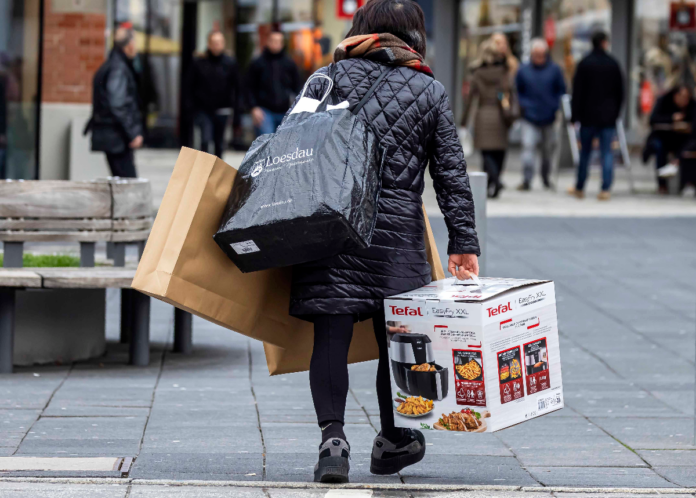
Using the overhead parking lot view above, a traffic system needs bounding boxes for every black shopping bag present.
[214,66,390,273]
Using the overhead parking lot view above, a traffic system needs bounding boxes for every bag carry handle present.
[352,67,392,116]
[455,273,482,287]
[298,73,334,105]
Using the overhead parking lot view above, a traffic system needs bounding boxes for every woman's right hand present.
[448,254,479,280]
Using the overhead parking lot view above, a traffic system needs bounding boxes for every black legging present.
[309,307,398,439]
[481,149,506,192]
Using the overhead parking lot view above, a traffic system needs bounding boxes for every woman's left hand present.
[448,254,479,280]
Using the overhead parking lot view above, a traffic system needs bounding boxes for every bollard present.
[468,172,488,276]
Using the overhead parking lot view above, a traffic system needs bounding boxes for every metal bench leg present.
[120,288,133,343]
[173,308,193,354]
[128,291,150,366]
[3,242,23,268]
[112,242,126,267]
[0,289,16,374]
[137,241,146,261]
[80,242,96,267]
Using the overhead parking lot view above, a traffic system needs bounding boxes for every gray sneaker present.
[370,429,425,475]
[314,438,350,483]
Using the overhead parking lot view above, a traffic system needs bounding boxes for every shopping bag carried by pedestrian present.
[263,208,445,376]
[214,65,391,273]
[131,147,445,375]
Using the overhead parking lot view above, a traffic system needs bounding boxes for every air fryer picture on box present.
[384,277,563,433]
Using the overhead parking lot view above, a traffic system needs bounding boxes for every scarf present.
[334,33,433,77]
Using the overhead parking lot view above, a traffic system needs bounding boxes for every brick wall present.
[42,1,107,103]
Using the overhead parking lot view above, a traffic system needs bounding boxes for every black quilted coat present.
[289,59,480,318]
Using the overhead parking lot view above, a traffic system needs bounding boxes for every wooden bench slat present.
[35,268,136,289]
[0,269,42,288]
[112,218,153,231]
[111,229,151,242]
[111,180,153,219]
[0,182,111,219]
[0,219,112,230]
[0,231,112,242]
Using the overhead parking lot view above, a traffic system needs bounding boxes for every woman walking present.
[286,0,480,483]
[461,39,515,198]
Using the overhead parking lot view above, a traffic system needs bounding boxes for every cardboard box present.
[384,277,563,433]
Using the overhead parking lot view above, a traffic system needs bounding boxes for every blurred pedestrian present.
[642,84,694,193]
[461,38,515,198]
[247,30,301,136]
[86,24,143,178]
[187,30,242,159]
[491,32,519,79]
[568,31,624,201]
[515,38,566,191]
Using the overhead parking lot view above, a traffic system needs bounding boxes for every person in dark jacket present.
[247,30,301,136]
[285,0,480,484]
[515,38,566,190]
[569,31,624,200]
[88,25,143,178]
[187,30,242,158]
[643,84,695,193]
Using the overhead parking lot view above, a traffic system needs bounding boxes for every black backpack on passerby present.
[214,64,391,273]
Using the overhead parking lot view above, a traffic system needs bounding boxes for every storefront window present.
[236,0,321,77]
[542,0,611,87]
[0,0,40,179]
[114,0,182,148]
[633,0,696,137]
[459,0,522,115]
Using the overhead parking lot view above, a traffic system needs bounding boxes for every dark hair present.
[346,0,427,57]
[592,31,608,50]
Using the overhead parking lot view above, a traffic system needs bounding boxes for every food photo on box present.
[384,275,564,433]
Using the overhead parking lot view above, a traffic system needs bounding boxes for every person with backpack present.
[283,0,480,484]
[87,24,143,178]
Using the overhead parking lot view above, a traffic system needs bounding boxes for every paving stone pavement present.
[0,217,695,494]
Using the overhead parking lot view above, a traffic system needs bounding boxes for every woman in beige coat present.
[461,39,515,198]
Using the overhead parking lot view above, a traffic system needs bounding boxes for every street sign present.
[337,0,365,19]
[670,1,696,31]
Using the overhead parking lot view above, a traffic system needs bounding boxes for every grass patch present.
[0,254,80,268]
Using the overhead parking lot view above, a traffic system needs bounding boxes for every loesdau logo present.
[250,147,314,177]
[487,302,512,317]
[389,305,423,316]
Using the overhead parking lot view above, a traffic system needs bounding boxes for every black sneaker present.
[369,429,425,475]
[314,438,350,483]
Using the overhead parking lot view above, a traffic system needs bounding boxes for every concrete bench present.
[0,268,150,373]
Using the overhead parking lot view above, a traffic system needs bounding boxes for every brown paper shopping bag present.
[132,147,446,375]
[263,208,446,375]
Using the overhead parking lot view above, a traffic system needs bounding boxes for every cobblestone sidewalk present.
[1,217,695,492]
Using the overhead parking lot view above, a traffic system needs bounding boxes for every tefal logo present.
[487,302,511,317]
[389,305,423,316]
